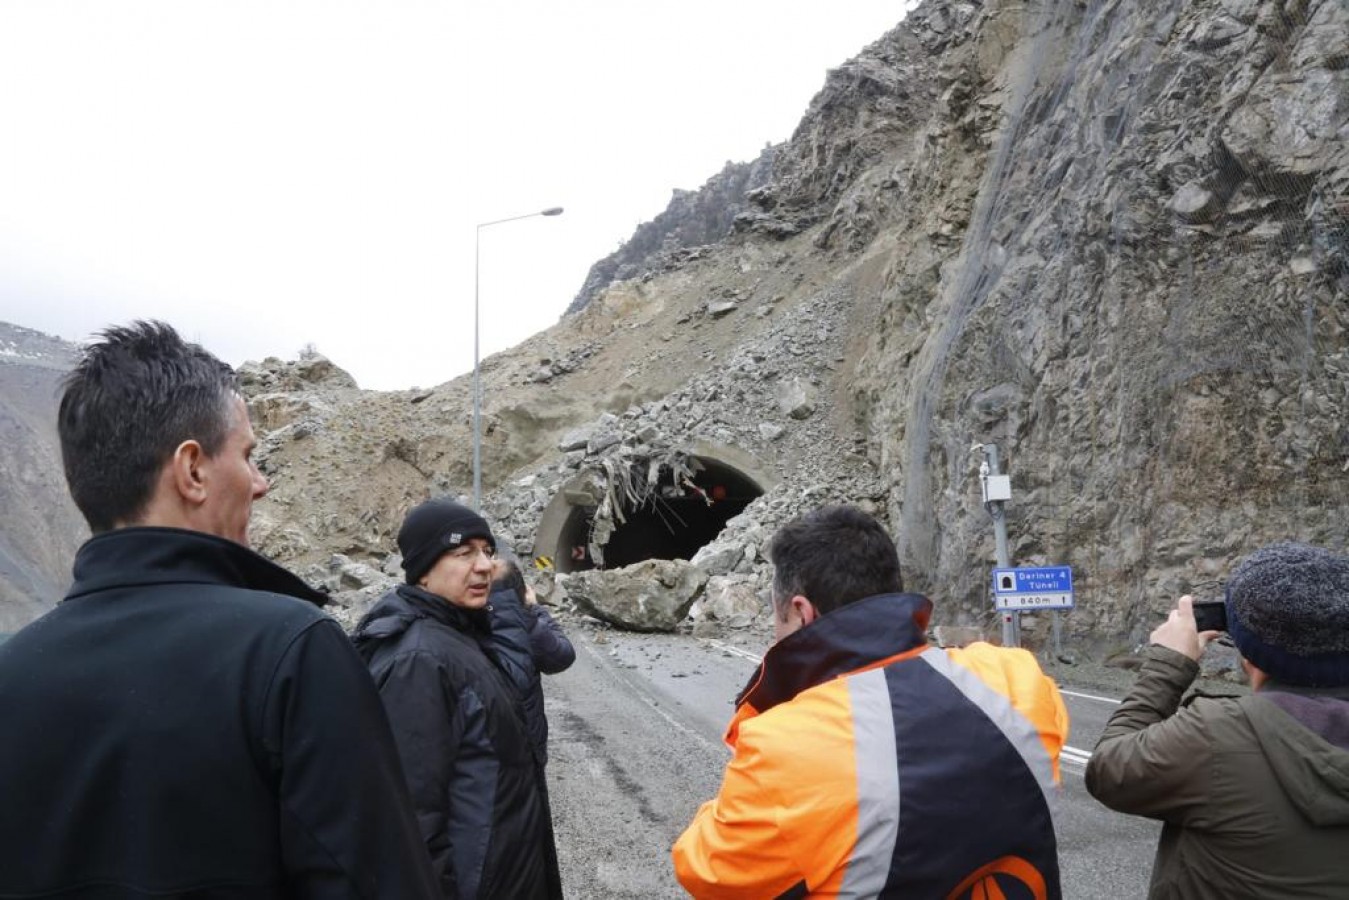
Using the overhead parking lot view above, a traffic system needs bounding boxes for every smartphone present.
[1193,600,1228,632]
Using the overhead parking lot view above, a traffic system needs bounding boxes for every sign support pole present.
[978,443,1020,648]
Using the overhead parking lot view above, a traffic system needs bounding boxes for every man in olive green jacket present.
[1086,542,1349,899]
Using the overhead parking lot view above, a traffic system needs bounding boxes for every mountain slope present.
[0,325,86,630]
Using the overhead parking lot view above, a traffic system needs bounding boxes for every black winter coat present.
[487,585,575,766]
[352,586,562,900]
[0,527,438,899]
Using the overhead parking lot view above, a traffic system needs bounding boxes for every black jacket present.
[352,586,562,900]
[487,585,575,766]
[0,527,438,899]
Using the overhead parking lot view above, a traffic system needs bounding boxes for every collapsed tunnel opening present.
[553,456,763,573]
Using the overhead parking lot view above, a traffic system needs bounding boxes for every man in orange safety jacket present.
[672,505,1068,899]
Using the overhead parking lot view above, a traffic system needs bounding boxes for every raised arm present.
[525,605,575,675]
[1085,597,1220,822]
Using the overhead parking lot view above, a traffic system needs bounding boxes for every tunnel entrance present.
[543,454,765,574]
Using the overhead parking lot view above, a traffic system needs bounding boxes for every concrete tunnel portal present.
[534,450,770,574]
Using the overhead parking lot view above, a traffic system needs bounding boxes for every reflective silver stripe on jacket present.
[838,667,900,898]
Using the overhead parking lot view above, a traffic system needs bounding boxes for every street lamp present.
[473,205,564,510]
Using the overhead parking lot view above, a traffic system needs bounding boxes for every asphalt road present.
[545,625,1162,898]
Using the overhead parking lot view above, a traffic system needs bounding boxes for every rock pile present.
[477,289,886,633]
[265,288,888,636]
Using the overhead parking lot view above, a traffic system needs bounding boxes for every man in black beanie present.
[353,498,563,899]
[1086,542,1349,899]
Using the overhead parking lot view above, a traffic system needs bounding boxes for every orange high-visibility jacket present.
[673,592,1068,899]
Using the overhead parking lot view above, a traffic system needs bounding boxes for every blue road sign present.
[991,566,1074,611]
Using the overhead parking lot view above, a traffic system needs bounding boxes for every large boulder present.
[690,538,745,576]
[559,559,708,632]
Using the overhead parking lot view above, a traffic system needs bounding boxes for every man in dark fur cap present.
[1087,542,1349,899]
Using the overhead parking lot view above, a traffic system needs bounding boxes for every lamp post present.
[473,205,564,511]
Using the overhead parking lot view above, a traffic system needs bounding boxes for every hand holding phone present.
[1192,600,1227,633]
[1151,595,1217,660]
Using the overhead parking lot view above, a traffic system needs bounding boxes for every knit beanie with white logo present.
[397,498,495,585]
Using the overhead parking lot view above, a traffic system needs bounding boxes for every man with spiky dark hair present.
[0,321,438,898]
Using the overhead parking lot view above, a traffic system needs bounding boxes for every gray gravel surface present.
[545,624,732,898]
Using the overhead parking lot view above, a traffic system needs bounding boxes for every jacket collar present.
[352,583,493,648]
[738,591,933,713]
[398,584,493,636]
[64,526,327,607]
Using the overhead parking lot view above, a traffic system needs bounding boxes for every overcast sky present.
[0,1,915,390]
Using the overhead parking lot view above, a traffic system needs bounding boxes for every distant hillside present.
[0,324,85,630]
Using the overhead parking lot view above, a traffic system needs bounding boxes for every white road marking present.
[1059,689,1121,705]
[1061,746,1094,768]
[701,638,764,663]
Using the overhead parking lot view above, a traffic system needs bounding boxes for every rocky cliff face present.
[0,324,85,631]
[565,147,778,316]
[823,0,1347,645]
[3,0,1345,652]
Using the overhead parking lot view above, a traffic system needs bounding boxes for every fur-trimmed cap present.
[1225,542,1349,688]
